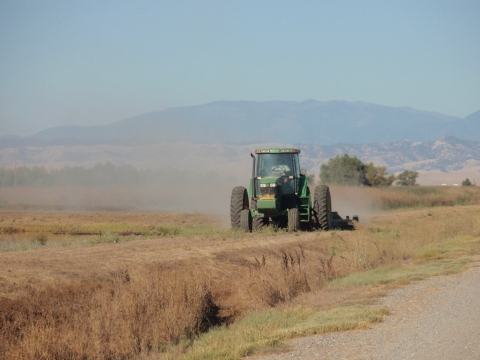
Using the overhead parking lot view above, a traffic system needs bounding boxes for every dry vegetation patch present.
[1,201,480,358]
[330,185,480,211]
[0,211,219,235]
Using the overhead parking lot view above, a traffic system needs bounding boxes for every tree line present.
[318,154,419,187]
[2,155,471,189]
[0,162,234,188]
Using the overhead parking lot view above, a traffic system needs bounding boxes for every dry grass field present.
[1,186,480,359]
[0,211,220,235]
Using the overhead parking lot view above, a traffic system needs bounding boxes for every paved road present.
[254,261,480,360]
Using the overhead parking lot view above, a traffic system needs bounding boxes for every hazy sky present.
[1,0,479,136]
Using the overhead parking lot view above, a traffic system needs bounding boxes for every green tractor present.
[230,148,332,232]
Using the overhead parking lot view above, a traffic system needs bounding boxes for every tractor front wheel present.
[253,215,269,232]
[288,208,300,232]
[240,209,252,232]
[230,186,249,229]
[314,185,331,230]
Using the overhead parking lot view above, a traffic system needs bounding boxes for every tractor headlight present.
[269,183,276,187]
[260,183,267,188]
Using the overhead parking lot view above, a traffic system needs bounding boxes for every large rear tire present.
[240,209,252,232]
[288,208,300,232]
[314,185,331,230]
[230,186,249,229]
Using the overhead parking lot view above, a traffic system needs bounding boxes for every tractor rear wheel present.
[230,186,249,229]
[314,185,331,230]
[240,209,252,232]
[253,215,269,232]
[288,208,300,232]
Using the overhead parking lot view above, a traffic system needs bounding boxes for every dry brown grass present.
[0,211,219,234]
[0,266,216,359]
[329,185,480,211]
[1,203,480,359]
[0,227,354,359]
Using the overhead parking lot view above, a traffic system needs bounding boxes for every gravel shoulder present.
[253,259,480,360]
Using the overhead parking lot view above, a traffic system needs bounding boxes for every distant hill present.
[2,100,478,185]
[299,136,480,173]
[26,100,479,145]
[1,136,479,183]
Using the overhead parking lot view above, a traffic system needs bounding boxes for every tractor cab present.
[254,149,301,197]
[246,148,309,225]
[256,151,300,179]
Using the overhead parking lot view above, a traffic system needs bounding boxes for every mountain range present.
[1,100,479,184]
[20,100,480,145]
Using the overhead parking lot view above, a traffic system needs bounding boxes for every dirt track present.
[254,259,480,360]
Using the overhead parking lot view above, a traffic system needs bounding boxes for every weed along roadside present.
[0,201,479,358]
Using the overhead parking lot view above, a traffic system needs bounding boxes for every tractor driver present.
[271,156,291,176]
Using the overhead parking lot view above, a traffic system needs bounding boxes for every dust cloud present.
[0,154,254,228]
[328,185,377,224]
[1,146,377,227]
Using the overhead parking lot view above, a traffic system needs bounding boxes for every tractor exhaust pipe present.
[250,153,256,199]
[250,153,255,178]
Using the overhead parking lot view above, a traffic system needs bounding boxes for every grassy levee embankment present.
[0,186,480,359]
